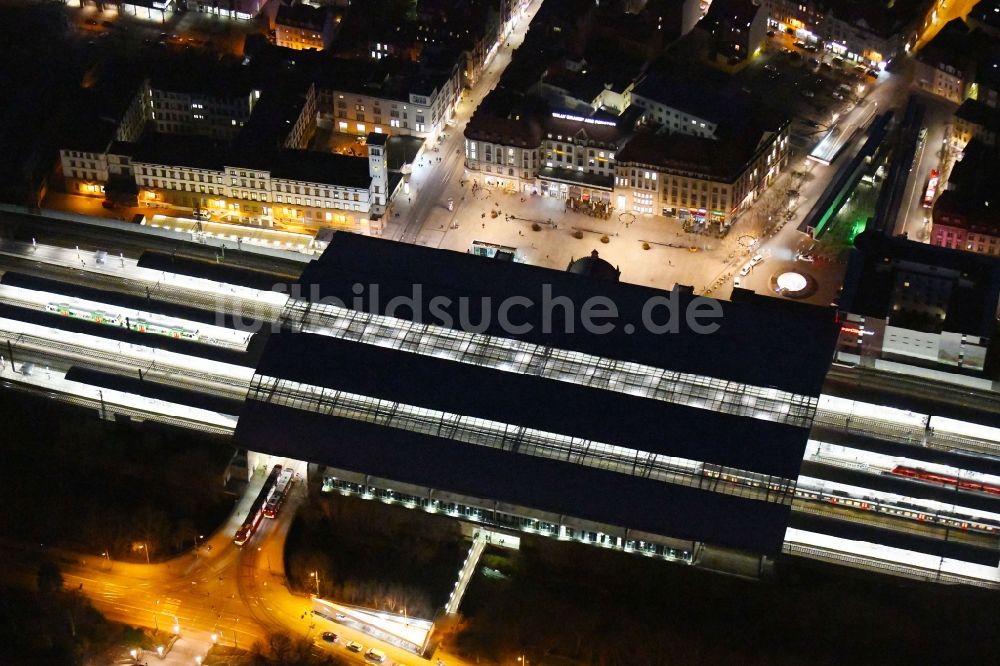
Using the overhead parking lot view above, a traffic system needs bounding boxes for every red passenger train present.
[890,466,1000,496]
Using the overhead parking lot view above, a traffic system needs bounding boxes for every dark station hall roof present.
[236,234,840,556]
[296,234,839,396]
[251,333,812,480]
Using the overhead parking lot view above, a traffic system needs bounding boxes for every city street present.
[37,0,954,310]
[895,90,959,239]
[377,8,925,307]
[0,463,478,665]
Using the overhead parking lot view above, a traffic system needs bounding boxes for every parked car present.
[84,18,98,25]
[750,253,764,266]
[365,648,387,663]
[739,263,752,277]
[802,89,815,98]
[321,632,338,643]
[345,641,363,653]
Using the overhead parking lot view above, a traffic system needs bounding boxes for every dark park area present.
[454,536,1000,665]
[0,389,236,562]
[284,492,468,619]
[0,563,127,666]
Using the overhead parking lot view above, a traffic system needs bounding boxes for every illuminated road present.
[895,94,958,239]
[390,0,541,245]
[0,465,475,665]
[914,0,983,52]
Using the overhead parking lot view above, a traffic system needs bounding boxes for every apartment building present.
[275,3,335,51]
[131,133,387,235]
[317,50,462,139]
[760,0,929,67]
[613,115,790,231]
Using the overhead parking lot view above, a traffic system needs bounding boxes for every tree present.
[37,560,63,596]
[249,631,347,665]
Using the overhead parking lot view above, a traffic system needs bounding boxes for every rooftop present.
[631,68,751,127]
[233,233,840,555]
[842,230,1000,338]
[129,130,372,188]
[614,118,783,183]
[276,3,329,31]
[821,0,931,39]
[297,234,839,396]
[130,131,230,171]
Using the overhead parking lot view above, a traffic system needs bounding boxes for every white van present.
[365,648,386,663]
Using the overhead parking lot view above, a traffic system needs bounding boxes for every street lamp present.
[173,617,180,635]
[310,571,320,597]
[196,534,205,550]
[139,543,150,565]
[156,645,164,658]
[257,546,272,572]
[211,632,218,644]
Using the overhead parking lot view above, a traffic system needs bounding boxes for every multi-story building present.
[950,99,1000,153]
[465,68,789,228]
[931,139,1000,257]
[185,0,266,20]
[838,231,1000,373]
[146,79,260,140]
[318,51,462,139]
[613,114,790,231]
[697,0,768,66]
[968,0,1000,38]
[58,63,401,235]
[59,75,147,198]
[914,19,978,104]
[760,0,931,68]
[463,88,638,198]
[463,89,543,193]
[121,0,175,22]
[131,132,388,235]
[415,0,508,87]
[59,71,262,197]
[275,3,335,51]
[536,111,634,202]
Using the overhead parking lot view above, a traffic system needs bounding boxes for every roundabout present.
[769,270,817,299]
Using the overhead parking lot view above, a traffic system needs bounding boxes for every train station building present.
[234,233,840,577]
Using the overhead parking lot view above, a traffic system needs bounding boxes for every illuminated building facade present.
[275,3,335,51]
[236,233,840,577]
[838,231,999,372]
[759,0,928,68]
[318,51,463,139]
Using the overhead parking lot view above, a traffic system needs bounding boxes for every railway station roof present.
[236,234,841,555]
[296,234,839,396]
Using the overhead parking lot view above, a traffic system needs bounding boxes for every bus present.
[234,465,283,546]
[922,169,938,208]
[263,467,295,518]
